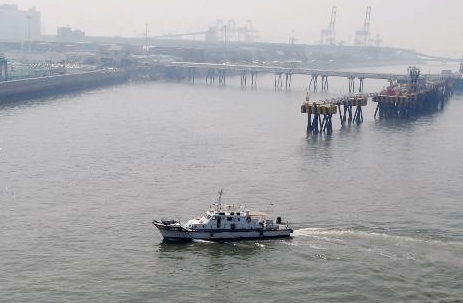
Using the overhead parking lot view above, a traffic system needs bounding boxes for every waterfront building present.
[0,4,41,42]
[57,27,85,42]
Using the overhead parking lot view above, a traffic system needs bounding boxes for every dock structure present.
[372,85,448,118]
[334,95,368,125]
[300,66,455,135]
[147,61,443,92]
[301,101,337,135]
[301,94,368,135]
[372,67,452,119]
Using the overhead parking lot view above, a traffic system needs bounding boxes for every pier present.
[301,66,454,135]
[372,84,449,119]
[144,61,442,93]
[372,67,451,119]
[301,95,368,135]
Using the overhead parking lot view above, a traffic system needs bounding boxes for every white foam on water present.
[292,227,463,249]
[191,239,215,244]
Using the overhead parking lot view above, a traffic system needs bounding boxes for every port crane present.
[320,6,337,45]
[354,6,382,46]
[354,6,371,46]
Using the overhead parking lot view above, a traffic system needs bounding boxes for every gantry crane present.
[320,6,337,45]
[354,6,372,46]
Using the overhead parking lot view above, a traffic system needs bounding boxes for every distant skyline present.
[9,0,463,57]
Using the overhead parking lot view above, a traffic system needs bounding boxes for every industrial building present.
[0,4,41,41]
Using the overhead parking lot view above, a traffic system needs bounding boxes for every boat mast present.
[216,188,224,209]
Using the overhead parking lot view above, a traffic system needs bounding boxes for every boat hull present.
[154,224,292,241]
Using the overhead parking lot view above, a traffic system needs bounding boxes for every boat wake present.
[293,227,463,248]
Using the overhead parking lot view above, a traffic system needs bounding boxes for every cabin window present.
[230,212,234,215]
[227,217,233,221]
[236,212,240,216]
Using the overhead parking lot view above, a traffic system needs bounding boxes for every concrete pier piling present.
[335,96,367,125]
[218,70,226,85]
[301,96,338,135]
[301,95,368,135]
[274,72,292,89]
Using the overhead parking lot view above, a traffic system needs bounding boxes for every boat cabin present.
[184,204,279,231]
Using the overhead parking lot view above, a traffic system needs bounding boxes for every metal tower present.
[354,6,372,46]
[320,6,337,45]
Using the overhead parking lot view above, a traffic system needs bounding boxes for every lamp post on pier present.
[26,15,31,52]
[145,23,149,56]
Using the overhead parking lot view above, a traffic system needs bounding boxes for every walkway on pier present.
[149,61,443,92]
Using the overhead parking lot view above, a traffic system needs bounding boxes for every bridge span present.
[145,61,443,93]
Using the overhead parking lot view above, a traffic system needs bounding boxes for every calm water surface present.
[1,64,462,302]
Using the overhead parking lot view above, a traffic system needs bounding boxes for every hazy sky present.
[12,0,463,57]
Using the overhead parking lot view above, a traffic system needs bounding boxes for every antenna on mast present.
[217,188,224,204]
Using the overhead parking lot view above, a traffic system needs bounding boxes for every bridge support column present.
[218,69,226,85]
[285,73,292,89]
[251,71,257,87]
[348,77,355,93]
[309,75,318,92]
[240,71,247,87]
[188,68,195,84]
[321,75,329,91]
[206,70,215,84]
[358,78,364,93]
[275,73,283,89]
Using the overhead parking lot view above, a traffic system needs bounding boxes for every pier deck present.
[145,61,444,92]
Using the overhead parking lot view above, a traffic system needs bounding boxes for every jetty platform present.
[301,95,369,135]
[301,67,453,135]
[145,61,443,92]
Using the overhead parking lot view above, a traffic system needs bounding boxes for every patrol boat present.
[152,189,293,241]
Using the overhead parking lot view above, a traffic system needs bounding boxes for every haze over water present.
[11,0,463,56]
[1,63,463,302]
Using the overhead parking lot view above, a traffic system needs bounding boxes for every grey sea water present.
[1,63,462,302]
